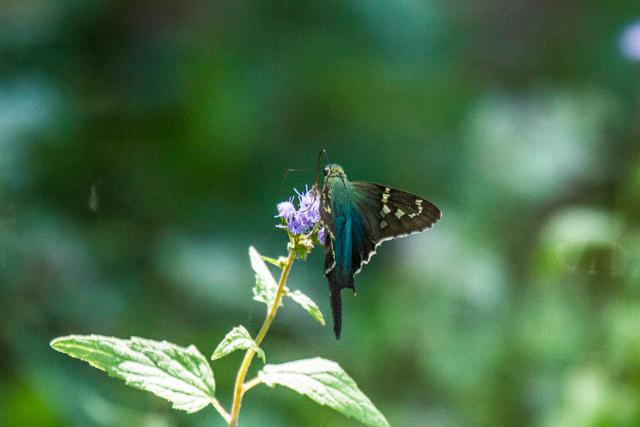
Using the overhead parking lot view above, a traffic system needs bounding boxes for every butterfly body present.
[318,163,441,339]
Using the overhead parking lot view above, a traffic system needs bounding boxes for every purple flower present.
[620,21,640,61]
[297,187,319,212]
[276,186,321,236]
[317,227,326,245]
[277,200,296,221]
[296,186,320,225]
[288,215,307,235]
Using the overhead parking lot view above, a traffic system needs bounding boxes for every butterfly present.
[317,163,442,339]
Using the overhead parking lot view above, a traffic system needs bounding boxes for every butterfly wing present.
[319,182,352,339]
[318,184,336,275]
[350,181,442,274]
[319,179,441,339]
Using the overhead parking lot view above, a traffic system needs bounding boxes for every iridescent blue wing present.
[319,180,441,339]
[319,182,359,339]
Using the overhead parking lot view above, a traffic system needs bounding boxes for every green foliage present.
[9,3,640,424]
[50,247,385,426]
[251,245,325,325]
[285,289,326,326]
[212,325,265,363]
[259,358,389,427]
[250,245,280,307]
[50,336,215,414]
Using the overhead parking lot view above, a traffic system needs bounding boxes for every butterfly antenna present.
[313,149,330,190]
[284,168,311,180]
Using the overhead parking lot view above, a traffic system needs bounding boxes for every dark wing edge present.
[318,184,343,338]
[351,181,442,275]
[318,184,336,276]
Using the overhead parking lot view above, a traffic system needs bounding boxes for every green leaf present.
[258,358,389,427]
[249,246,280,307]
[211,325,265,363]
[50,335,216,413]
[285,289,325,326]
[260,255,284,268]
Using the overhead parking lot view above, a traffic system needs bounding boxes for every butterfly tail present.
[330,288,342,339]
[328,269,355,339]
[325,235,356,340]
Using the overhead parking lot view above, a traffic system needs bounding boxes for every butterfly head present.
[323,163,347,179]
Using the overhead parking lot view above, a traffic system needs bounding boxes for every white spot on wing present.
[353,205,443,275]
[395,209,405,219]
[381,187,391,203]
[324,241,336,275]
[408,199,424,218]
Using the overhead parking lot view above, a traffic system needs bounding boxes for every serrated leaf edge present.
[258,357,389,427]
[50,335,216,414]
[211,326,266,364]
[285,289,325,326]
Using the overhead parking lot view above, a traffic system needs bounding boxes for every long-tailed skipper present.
[317,163,442,339]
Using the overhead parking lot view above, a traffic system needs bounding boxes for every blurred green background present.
[2,1,640,426]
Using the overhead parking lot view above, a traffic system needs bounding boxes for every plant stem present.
[228,248,296,427]
[211,398,231,423]
[242,376,261,392]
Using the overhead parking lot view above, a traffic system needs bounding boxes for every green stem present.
[211,398,231,423]
[242,376,262,392]
[228,248,296,427]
